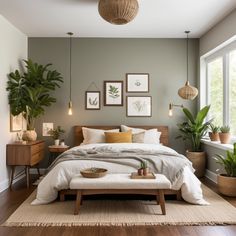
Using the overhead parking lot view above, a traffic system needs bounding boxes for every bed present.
[31,125,208,205]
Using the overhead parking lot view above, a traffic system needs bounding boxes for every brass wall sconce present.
[169,103,184,117]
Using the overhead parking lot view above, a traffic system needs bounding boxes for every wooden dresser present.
[6,140,45,189]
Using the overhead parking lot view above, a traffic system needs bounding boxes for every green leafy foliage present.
[215,143,236,177]
[6,59,63,130]
[176,105,212,152]
[140,161,148,169]
[48,126,65,140]
[209,124,220,133]
[108,85,119,99]
[220,125,230,133]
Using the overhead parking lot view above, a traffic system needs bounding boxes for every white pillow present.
[82,127,120,144]
[120,125,161,144]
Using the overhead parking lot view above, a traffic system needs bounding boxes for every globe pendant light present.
[67,32,73,115]
[178,31,198,100]
[98,0,139,25]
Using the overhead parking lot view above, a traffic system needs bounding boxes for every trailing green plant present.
[176,105,212,152]
[209,124,220,133]
[48,126,65,140]
[220,125,230,133]
[6,59,63,130]
[215,143,236,177]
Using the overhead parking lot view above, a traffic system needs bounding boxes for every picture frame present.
[126,73,149,93]
[42,123,54,136]
[10,113,23,132]
[104,81,123,106]
[85,91,101,110]
[126,96,152,117]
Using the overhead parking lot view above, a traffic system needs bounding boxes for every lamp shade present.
[178,81,198,100]
[98,0,139,25]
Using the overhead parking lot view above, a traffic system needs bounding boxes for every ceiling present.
[0,0,235,38]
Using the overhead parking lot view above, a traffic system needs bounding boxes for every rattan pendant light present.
[98,0,139,25]
[178,31,198,100]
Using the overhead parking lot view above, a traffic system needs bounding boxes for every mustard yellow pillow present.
[105,130,132,143]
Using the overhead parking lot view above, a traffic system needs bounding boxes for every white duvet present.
[32,143,209,205]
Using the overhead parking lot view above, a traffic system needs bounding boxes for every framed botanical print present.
[126,73,149,93]
[10,113,23,132]
[42,122,54,136]
[85,91,101,110]
[126,96,152,117]
[104,81,123,106]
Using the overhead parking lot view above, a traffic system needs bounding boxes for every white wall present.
[0,15,27,192]
[200,9,236,56]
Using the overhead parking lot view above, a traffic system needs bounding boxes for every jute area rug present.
[3,185,236,226]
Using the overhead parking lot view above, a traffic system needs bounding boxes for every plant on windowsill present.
[214,143,236,196]
[6,59,63,141]
[208,124,220,142]
[48,126,65,146]
[176,105,212,178]
[219,125,231,144]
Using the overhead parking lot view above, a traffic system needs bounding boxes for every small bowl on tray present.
[80,168,108,178]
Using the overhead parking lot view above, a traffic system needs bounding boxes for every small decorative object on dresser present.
[219,125,231,144]
[127,96,152,117]
[104,81,123,106]
[215,143,236,197]
[126,73,149,93]
[6,140,45,189]
[48,126,65,146]
[208,124,220,141]
[177,105,212,178]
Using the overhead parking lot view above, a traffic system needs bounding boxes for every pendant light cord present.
[69,34,72,101]
[186,31,189,83]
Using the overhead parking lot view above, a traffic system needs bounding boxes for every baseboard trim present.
[0,174,25,193]
[205,169,217,183]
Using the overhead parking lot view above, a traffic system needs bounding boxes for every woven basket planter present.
[98,0,139,25]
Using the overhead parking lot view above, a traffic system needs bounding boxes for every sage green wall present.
[28,38,199,167]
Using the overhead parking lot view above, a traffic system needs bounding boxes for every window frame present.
[200,39,236,138]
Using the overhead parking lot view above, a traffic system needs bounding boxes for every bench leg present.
[159,190,166,215]
[74,190,82,215]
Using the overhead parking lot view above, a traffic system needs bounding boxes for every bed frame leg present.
[176,190,182,201]
[59,191,65,201]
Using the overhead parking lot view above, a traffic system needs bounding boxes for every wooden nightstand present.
[48,145,70,165]
[6,140,45,189]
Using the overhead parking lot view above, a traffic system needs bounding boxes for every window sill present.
[201,138,233,151]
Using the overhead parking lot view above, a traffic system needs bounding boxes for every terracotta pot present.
[209,132,220,141]
[219,133,231,144]
[137,168,143,176]
[143,168,149,176]
[186,150,206,178]
[22,130,37,141]
[217,174,236,197]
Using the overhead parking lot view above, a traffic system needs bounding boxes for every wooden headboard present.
[74,125,169,146]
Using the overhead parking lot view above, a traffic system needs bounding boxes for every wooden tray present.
[130,172,156,179]
[80,168,107,178]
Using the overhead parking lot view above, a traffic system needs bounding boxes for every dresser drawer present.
[31,151,44,166]
[31,142,44,155]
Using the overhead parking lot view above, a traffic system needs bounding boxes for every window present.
[202,40,236,136]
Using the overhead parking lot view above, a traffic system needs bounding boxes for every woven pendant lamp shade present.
[178,81,198,100]
[98,0,139,25]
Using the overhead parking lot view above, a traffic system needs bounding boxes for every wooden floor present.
[0,176,235,236]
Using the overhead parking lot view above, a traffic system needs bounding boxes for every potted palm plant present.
[6,59,63,141]
[215,143,236,196]
[219,125,231,144]
[177,105,212,178]
[209,124,220,141]
[48,126,65,146]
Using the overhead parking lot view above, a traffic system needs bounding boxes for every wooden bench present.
[69,173,171,215]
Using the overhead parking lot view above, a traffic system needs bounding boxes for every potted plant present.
[6,59,63,141]
[215,143,236,196]
[48,126,65,145]
[219,125,231,144]
[209,124,220,141]
[137,161,149,176]
[177,105,212,178]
